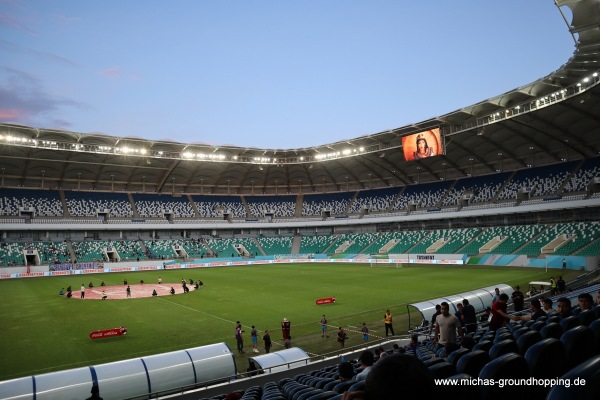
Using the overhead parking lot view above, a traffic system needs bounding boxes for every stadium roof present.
[1,0,599,196]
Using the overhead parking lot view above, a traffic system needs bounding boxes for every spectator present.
[460,335,475,350]
[455,303,465,329]
[480,306,492,323]
[515,298,546,321]
[492,287,501,303]
[489,293,514,331]
[556,297,572,319]
[543,298,558,316]
[550,277,557,295]
[284,336,292,349]
[511,285,525,312]
[461,299,477,334]
[596,291,600,306]
[235,322,245,354]
[434,302,463,348]
[354,350,375,381]
[578,293,594,311]
[338,360,355,381]
[404,334,420,352]
[557,276,566,294]
[362,354,438,399]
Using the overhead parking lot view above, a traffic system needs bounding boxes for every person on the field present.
[152,289,158,297]
[384,309,395,336]
[320,314,328,338]
[263,329,272,353]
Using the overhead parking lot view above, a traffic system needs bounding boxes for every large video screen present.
[401,128,443,161]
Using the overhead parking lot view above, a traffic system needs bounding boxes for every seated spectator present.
[543,298,558,316]
[578,293,594,311]
[355,350,375,381]
[338,360,355,381]
[350,354,439,399]
[460,335,475,350]
[557,297,573,319]
[515,298,546,322]
[480,306,492,322]
[403,334,420,352]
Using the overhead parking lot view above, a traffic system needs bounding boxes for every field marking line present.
[154,296,240,325]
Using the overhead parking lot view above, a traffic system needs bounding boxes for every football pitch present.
[0,263,565,382]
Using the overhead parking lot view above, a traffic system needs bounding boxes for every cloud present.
[0,67,85,126]
[0,38,79,67]
[99,67,122,78]
[0,11,38,35]
[99,66,141,81]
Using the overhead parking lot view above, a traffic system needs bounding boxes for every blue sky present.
[0,1,574,149]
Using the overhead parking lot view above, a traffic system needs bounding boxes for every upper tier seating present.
[0,188,63,217]
[392,181,452,211]
[347,187,400,214]
[245,195,296,217]
[191,195,246,218]
[65,191,133,218]
[132,193,195,218]
[302,192,354,216]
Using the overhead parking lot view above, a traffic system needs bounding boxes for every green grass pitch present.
[0,263,566,381]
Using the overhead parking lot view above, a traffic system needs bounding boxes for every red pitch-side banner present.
[89,326,128,340]
[316,297,336,305]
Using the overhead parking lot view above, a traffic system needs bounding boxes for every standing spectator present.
[550,277,557,295]
[126,285,131,298]
[250,325,259,353]
[354,350,375,381]
[455,302,465,329]
[595,291,600,306]
[461,299,478,334]
[511,285,525,312]
[492,287,501,303]
[557,297,573,319]
[557,276,566,294]
[361,322,369,341]
[235,322,245,354]
[262,330,272,353]
[489,293,514,331]
[562,258,567,269]
[320,314,328,338]
[543,298,558,316]
[384,309,395,337]
[337,327,347,349]
[80,284,86,299]
[434,302,463,348]
[284,336,292,349]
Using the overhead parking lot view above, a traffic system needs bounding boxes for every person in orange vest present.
[384,309,395,336]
